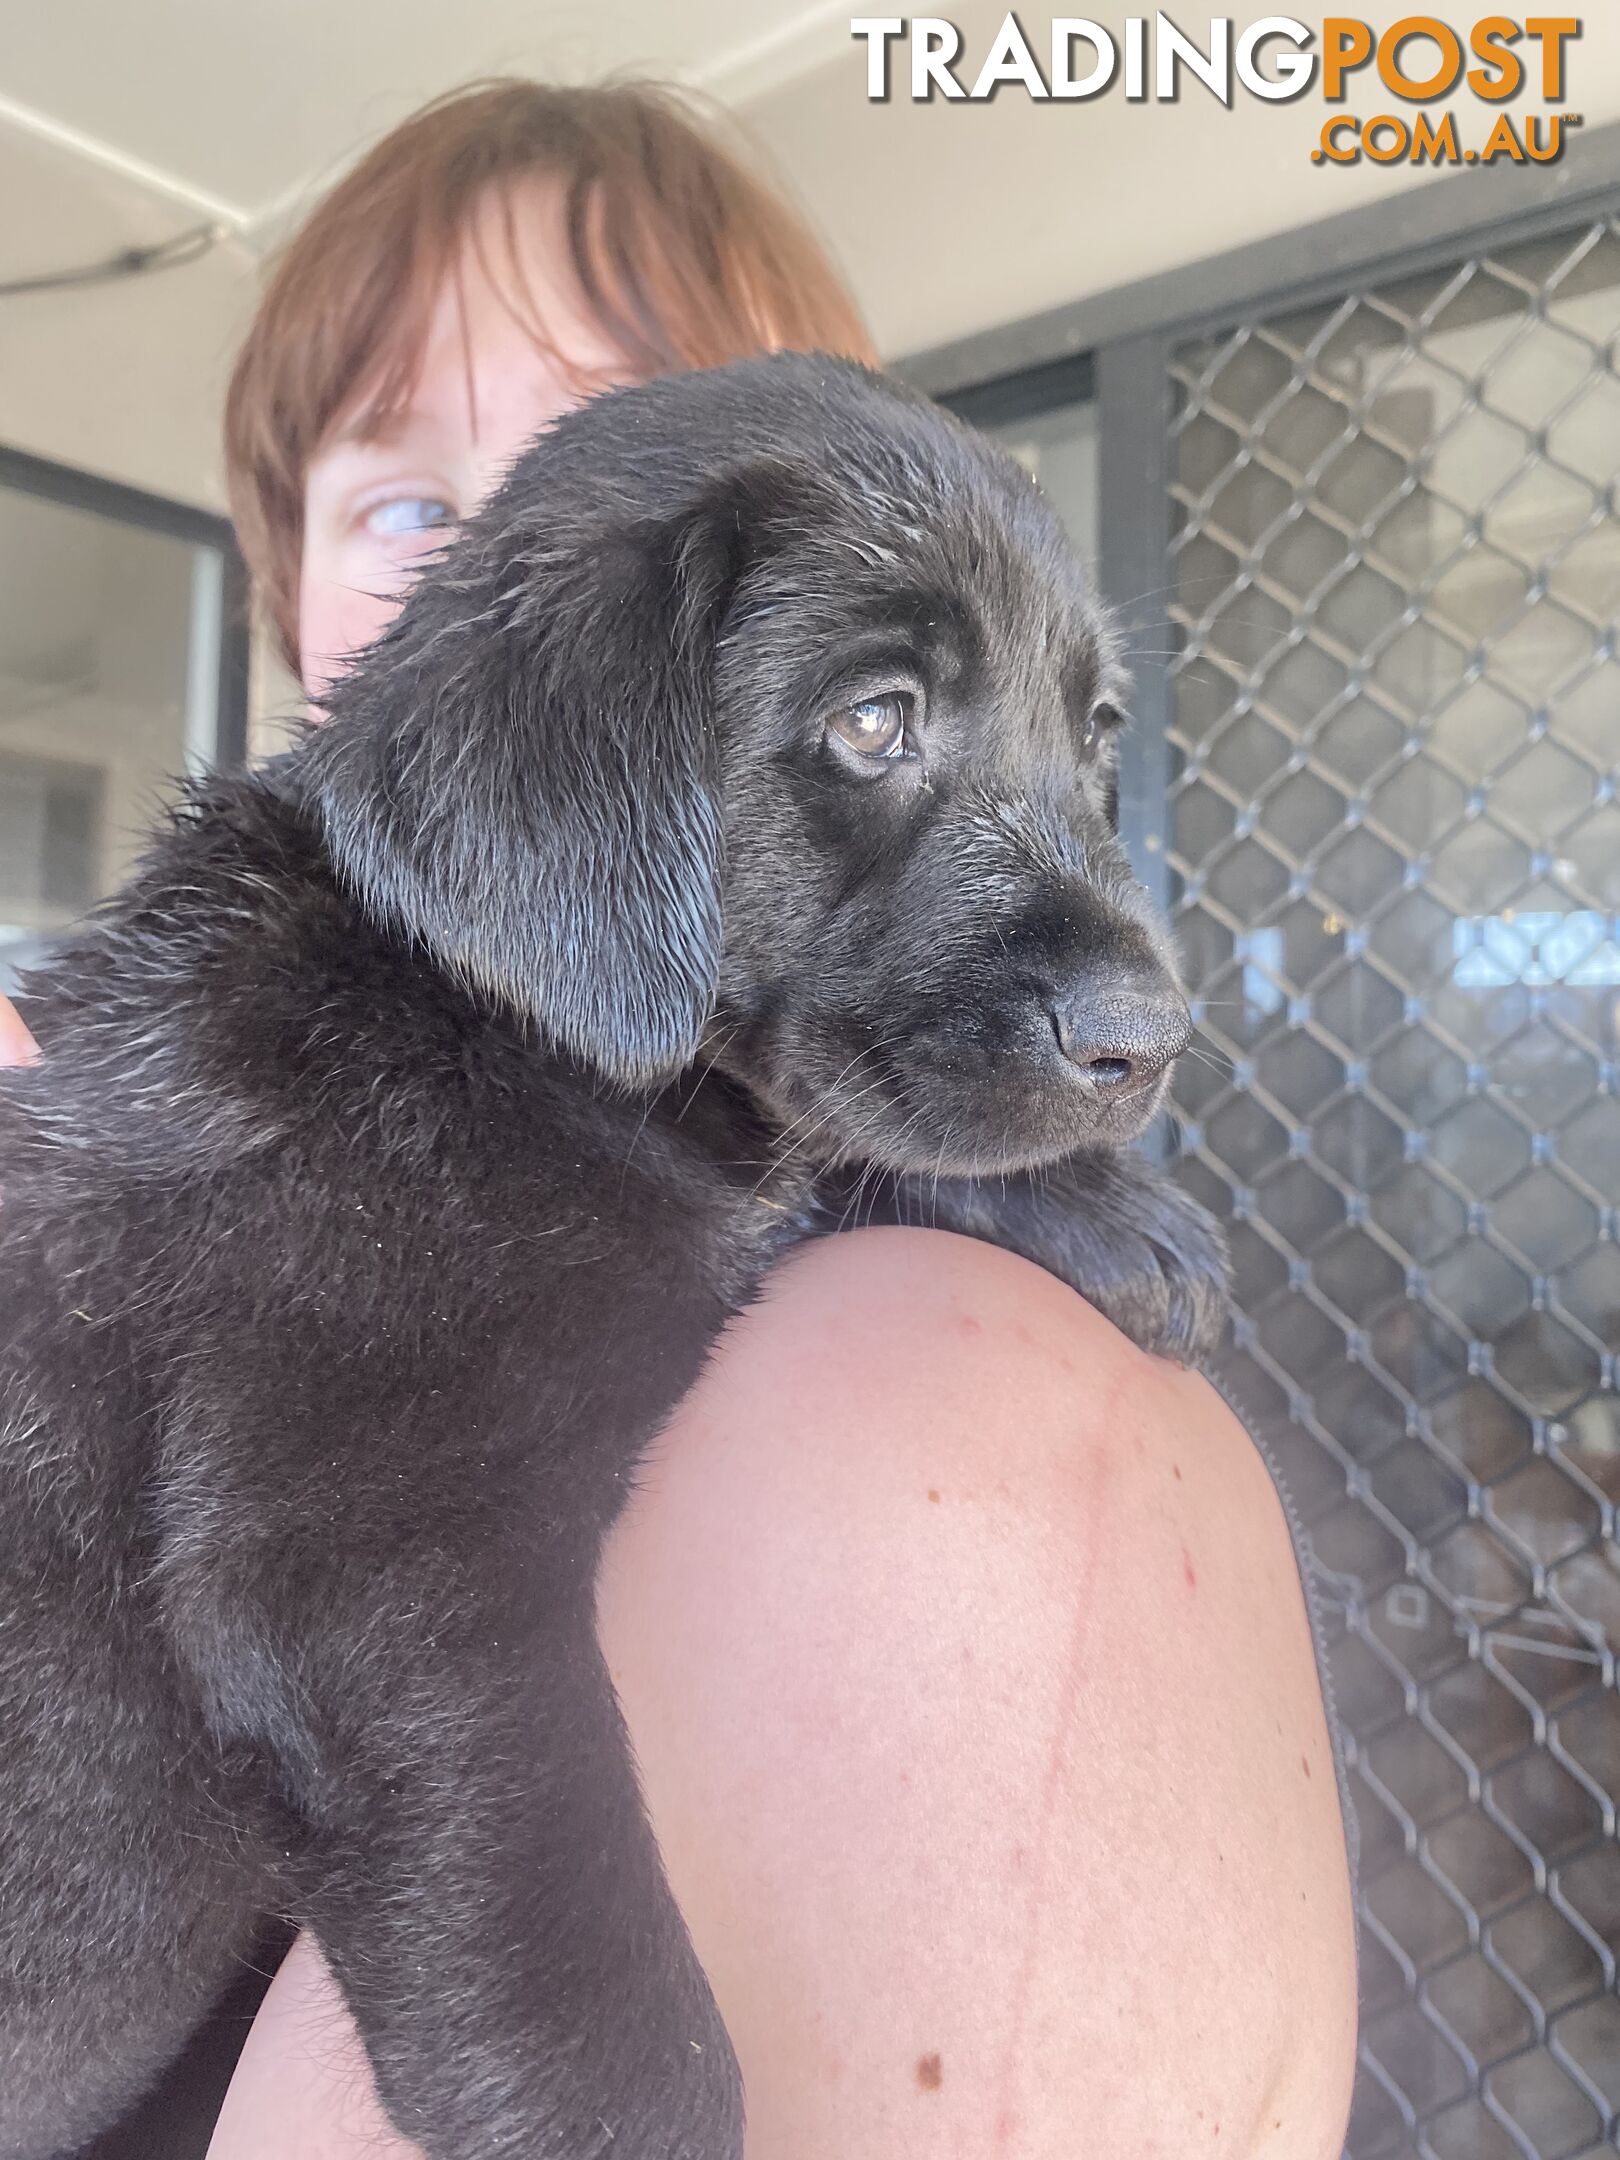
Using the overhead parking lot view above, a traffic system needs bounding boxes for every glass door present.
[0,448,248,993]
[1166,220,1619,2160]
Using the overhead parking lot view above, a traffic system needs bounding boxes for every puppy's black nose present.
[1053,978,1192,1092]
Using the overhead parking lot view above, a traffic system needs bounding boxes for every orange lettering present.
[1377,16,1464,100]
[1524,18,1579,99]
[1467,17,1523,99]
[1411,111,1461,161]
[1320,115,1360,160]
[1364,114,1411,161]
[1322,18,1374,100]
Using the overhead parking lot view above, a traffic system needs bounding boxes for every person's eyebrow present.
[325,408,433,454]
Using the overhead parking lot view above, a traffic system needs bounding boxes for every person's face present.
[299,179,633,698]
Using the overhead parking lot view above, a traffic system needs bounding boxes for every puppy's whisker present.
[1109,570,1243,620]
[760,1030,912,1172]
[1185,1040,1236,1076]
[1174,1030,1238,1063]
[675,1022,747,1121]
[618,1093,665,1192]
[929,1119,964,1217]
[1179,1046,1232,1079]
[750,1064,903,1198]
[773,1062,890,1149]
[840,1158,887,1235]
[765,1043,890,1151]
[823,1096,930,1225]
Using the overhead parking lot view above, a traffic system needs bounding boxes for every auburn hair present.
[224,79,876,675]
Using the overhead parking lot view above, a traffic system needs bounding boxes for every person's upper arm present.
[599,1226,1359,2159]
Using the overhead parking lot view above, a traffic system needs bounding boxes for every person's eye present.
[826,692,914,761]
[361,496,457,540]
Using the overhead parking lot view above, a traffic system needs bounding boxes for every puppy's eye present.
[827,693,912,761]
[1079,702,1120,756]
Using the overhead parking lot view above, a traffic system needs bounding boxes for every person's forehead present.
[324,179,632,457]
[438,191,626,367]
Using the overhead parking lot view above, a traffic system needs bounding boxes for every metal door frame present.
[0,442,251,768]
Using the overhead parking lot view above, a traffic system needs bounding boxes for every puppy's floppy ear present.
[302,471,759,1089]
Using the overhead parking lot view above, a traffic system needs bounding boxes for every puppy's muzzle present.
[1052,974,1192,1099]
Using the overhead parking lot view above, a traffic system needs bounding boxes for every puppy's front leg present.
[293,1589,741,2160]
[864,1152,1230,1366]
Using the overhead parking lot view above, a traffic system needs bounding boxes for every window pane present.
[0,481,223,991]
[983,395,1099,564]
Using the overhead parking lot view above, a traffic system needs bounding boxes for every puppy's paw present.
[1077,1186,1231,1368]
[870,1155,1232,1367]
[921,1158,1231,1368]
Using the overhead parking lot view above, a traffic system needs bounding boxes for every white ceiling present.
[6,5,1619,514]
[0,0,853,234]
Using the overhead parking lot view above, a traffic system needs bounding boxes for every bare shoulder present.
[602,1223,1359,2159]
[671,1221,1327,1617]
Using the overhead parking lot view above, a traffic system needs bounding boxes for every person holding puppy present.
[2,81,1357,2160]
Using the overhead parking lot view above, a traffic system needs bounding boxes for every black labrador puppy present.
[0,354,1226,2159]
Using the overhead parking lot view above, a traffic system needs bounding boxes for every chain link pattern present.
[1166,220,1620,2156]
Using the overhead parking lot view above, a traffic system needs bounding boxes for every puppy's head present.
[305,354,1186,1175]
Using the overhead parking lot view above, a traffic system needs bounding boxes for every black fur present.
[0,354,1227,2158]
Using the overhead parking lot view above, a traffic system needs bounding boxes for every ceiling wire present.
[0,219,228,300]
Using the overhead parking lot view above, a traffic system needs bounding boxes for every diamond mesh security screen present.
[1166,222,1620,2157]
